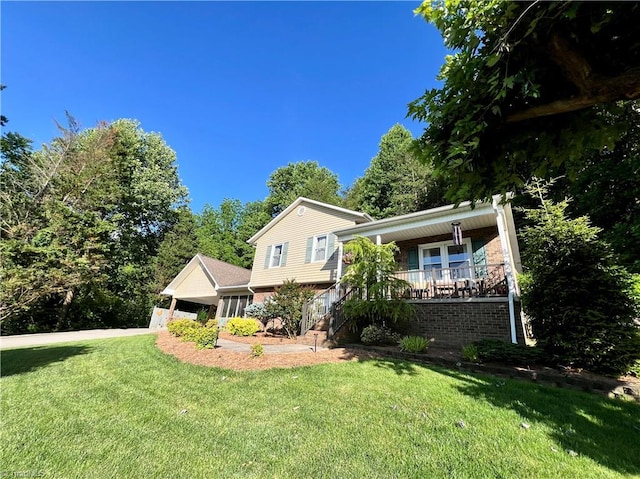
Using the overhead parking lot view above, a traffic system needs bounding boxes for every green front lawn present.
[1,335,638,478]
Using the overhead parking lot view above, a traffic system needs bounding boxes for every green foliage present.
[0,116,189,333]
[409,1,639,203]
[226,317,260,337]
[472,340,543,366]
[251,343,264,357]
[360,325,402,346]
[195,199,270,269]
[153,209,199,295]
[399,336,430,354]
[559,103,640,274]
[264,279,315,339]
[341,236,415,330]
[519,179,640,374]
[167,319,200,337]
[244,303,271,325]
[205,319,218,329]
[461,344,479,363]
[190,327,218,350]
[265,161,342,217]
[345,124,445,218]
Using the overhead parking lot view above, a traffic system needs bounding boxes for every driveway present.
[0,328,155,350]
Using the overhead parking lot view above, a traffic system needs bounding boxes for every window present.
[420,239,473,280]
[270,243,284,268]
[220,294,254,319]
[313,235,327,262]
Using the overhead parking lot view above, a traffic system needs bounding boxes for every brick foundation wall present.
[408,299,526,347]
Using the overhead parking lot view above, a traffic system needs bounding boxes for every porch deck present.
[394,263,508,300]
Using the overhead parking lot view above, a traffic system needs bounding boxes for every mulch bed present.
[156,331,381,371]
[156,332,639,401]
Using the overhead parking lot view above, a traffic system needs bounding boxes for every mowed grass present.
[1,335,638,479]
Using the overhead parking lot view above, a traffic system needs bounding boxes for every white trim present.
[269,243,284,268]
[311,234,329,262]
[247,197,372,245]
[419,238,474,280]
[160,253,219,295]
[492,198,518,343]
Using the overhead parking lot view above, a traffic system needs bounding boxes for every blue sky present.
[2,1,447,213]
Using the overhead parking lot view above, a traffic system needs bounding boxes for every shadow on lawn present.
[337,347,420,376]
[1,345,93,377]
[435,366,640,475]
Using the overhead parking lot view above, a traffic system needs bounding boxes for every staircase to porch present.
[300,283,354,343]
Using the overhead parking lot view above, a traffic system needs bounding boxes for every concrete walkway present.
[0,328,327,353]
[216,337,328,353]
[0,328,154,350]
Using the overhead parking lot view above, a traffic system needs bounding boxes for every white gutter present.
[492,197,518,344]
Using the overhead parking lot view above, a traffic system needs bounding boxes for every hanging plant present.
[342,252,355,264]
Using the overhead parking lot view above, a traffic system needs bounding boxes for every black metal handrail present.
[393,263,507,299]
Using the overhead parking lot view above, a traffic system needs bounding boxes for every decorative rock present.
[567,450,579,457]
[520,422,530,429]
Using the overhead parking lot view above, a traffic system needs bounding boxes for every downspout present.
[492,197,518,344]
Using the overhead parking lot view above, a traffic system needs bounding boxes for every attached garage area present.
[160,254,252,323]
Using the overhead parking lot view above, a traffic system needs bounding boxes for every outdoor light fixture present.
[452,222,463,245]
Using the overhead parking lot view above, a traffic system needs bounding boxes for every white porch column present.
[492,198,518,343]
[336,241,344,285]
[376,234,382,245]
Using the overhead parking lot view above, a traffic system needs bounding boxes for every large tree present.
[409,1,640,203]
[0,117,189,333]
[345,124,445,218]
[196,199,270,269]
[265,161,342,216]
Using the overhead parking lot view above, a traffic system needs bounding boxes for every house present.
[160,253,253,322]
[246,197,372,302]
[161,195,529,346]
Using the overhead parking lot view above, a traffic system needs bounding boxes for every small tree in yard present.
[341,236,414,333]
[519,179,640,375]
[264,279,314,339]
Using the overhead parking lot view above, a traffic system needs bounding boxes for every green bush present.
[264,279,315,338]
[226,317,260,337]
[251,343,264,357]
[191,327,218,349]
[461,343,479,362]
[244,303,272,326]
[205,319,218,329]
[473,340,543,365]
[399,336,430,353]
[360,324,402,345]
[168,319,200,337]
[520,180,640,374]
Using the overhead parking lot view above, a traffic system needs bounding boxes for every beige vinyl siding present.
[173,263,217,299]
[249,203,358,288]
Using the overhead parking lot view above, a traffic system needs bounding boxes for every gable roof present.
[161,253,251,295]
[247,197,373,245]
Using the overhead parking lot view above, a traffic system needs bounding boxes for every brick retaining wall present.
[408,298,526,347]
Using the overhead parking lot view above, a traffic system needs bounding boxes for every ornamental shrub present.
[461,343,479,362]
[168,319,200,337]
[360,324,402,345]
[519,180,640,374]
[191,327,218,349]
[244,303,272,326]
[399,336,430,353]
[226,317,260,337]
[472,339,543,365]
[264,279,315,338]
[251,343,264,357]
